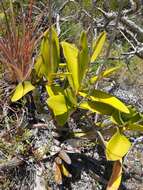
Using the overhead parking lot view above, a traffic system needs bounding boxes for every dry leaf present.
[59,150,71,164]
[55,156,62,165]
[106,160,122,190]
[53,162,62,185]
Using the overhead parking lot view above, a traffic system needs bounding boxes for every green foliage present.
[40,27,60,82]
[91,31,106,63]
[79,90,129,114]
[11,81,35,102]
[106,129,131,161]
[61,31,90,93]
[9,25,143,138]
[1,1,143,189]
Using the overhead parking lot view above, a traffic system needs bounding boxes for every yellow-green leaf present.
[90,66,121,84]
[102,66,121,77]
[106,130,131,161]
[61,164,71,177]
[61,42,79,92]
[79,90,130,114]
[46,95,69,116]
[34,56,45,78]
[11,81,35,102]
[79,101,114,115]
[46,87,76,126]
[46,84,63,97]
[56,112,69,126]
[111,110,124,125]
[41,27,60,81]
[64,88,77,107]
[23,81,35,95]
[11,83,23,102]
[78,31,90,83]
[126,124,143,132]
[59,63,66,68]
[91,31,106,62]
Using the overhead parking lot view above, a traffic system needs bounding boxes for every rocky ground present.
[0,63,143,190]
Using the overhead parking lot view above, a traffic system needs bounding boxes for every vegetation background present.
[0,0,143,190]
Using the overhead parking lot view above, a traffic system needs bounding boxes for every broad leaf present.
[64,88,77,107]
[91,31,106,62]
[46,95,69,116]
[61,164,71,177]
[56,112,70,126]
[106,160,122,190]
[79,90,130,113]
[34,56,45,78]
[126,124,143,131]
[61,32,89,93]
[90,66,121,84]
[106,130,131,161]
[78,31,90,84]
[46,92,74,126]
[41,27,60,81]
[46,84,63,97]
[79,101,114,115]
[120,107,142,123]
[111,107,143,126]
[111,110,124,125]
[11,81,35,102]
[61,42,79,92]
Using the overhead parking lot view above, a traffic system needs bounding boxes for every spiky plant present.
[0,0,40,84]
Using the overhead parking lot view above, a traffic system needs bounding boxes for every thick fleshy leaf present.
[46,84,63,97]
[61,32,89,92]
[46,85,76,106]
[90,66,121,84]
[61,42,79,92]
[91,31,106,62]
[11,81,35,102]
[106,130,131,161]
[34,56,45,78]
[41,27,60,81]
[61,164,71,177]
[111,107,142,126]
[78,31,90,84]
[23,81,35,95]
[64,88,77,107]
[46,95,69,116]
[106,160,122,190]
[79,101,114,115]
[120,107,142,123]
[46,87,76,126]
[11,83,23,102]
[126,124,143,131]
[79,90,130,114]
[56,112,69,126]
[111,110,124,125]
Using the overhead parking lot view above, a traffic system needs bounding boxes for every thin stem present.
[85,114,106,149]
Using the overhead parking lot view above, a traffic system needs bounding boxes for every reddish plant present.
[0,0,40,83]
